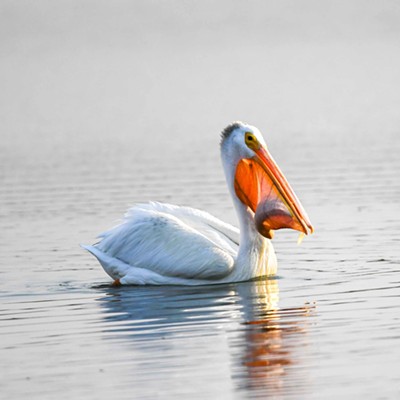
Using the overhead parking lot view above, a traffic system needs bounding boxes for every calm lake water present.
[1,2,400,399]
[2,126,400,399]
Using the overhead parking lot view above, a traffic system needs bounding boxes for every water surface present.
[2,126,400,399]
[1,1,400,399]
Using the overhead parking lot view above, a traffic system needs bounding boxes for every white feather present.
[91,202,236,280]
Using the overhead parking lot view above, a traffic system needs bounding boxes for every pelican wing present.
[132,202,240,249]
[92,202,238,280]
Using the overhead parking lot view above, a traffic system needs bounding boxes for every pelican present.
[83,122,313,285]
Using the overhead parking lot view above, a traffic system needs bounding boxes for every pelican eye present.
[245,132,259,150]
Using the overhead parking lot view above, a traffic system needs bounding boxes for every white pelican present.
[83,122,313,285]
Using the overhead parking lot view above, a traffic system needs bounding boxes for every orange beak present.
[234,145,314,239]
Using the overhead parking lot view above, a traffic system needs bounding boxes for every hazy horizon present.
[1,0,400,150]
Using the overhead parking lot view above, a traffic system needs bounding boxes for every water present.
[1,2,400,399]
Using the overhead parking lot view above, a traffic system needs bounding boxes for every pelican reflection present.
[94,278,314,397]
[236,279,314,395]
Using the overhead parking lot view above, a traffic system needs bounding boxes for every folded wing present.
[92,202,238,280]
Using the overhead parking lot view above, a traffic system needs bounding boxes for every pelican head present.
[220,121,314,240]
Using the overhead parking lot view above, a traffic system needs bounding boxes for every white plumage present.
[83,122,313,285]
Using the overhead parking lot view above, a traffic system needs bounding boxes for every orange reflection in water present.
[240,279,315,394]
